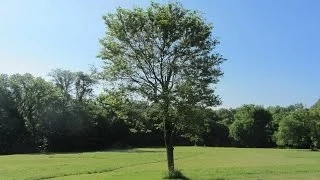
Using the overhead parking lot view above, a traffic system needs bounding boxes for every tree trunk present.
[162,90,175,173]
[164,128,174,173]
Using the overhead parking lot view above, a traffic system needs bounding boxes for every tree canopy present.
[98,1,224,173]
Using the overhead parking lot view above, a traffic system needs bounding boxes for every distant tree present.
[276,109,314,148]
[49,69,97,102]
[310,99,320,117]
[201,109,230,146]
[8,74,58,151]
[97,91,155,133]
[229,105,273,147]
[74,71,96,102]
[48,69,97,135]
[49,69,76,102]
[0,74,25,154]
[287,103,304,111]
[98,1,224,173]
[215,108,235,126]
[267,106,291,142]
[310,100,320,149]
[180,107,210,146]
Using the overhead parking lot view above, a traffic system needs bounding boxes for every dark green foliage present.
[203,120,230,147]
[0,75,26,154]
[216,108,235,126]
[310,100,320,148]
[0,72,130,154]
[275,107,320,149]
[229,105,274,147]
[1,71,320,153]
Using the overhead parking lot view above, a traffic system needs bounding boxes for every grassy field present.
[0,147,320,180]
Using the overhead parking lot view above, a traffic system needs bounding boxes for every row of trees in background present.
[0,70,127,154]
[1,70,319,154]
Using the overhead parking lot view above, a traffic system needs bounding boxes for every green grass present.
[0,147,320,180]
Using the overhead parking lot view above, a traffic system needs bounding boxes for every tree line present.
[0,71,319,154]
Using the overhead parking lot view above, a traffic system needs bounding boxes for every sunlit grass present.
[0,147,319,180]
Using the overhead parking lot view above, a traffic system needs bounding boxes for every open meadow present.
[0,147,320,180]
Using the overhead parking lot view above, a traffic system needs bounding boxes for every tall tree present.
[98,2,224,173]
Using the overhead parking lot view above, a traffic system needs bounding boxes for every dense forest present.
[1,70,319,154]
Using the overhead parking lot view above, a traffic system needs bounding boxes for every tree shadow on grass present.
[163,169,190,180]
[37,148,165,157]
[107,149,165,153]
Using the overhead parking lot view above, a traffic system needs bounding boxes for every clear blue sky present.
[1,0,319,108]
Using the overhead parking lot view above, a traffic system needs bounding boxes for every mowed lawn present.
[1,147,320,180]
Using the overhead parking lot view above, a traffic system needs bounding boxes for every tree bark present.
[162,89,175,173]
[164,127,174,173]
